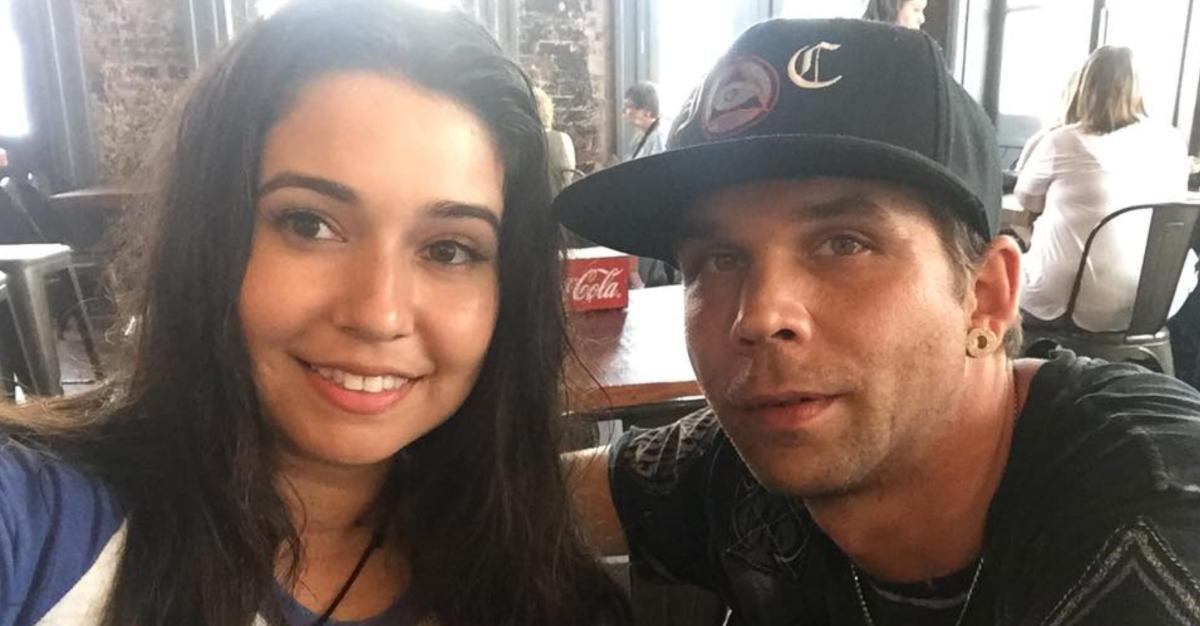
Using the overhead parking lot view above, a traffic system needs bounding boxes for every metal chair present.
[0,177,105,391]
[0,244,99,395]
[1022,203,1200,375]
[1,174,93,249]
[0,271,34,399]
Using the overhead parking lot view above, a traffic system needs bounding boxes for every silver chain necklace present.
[850,556,984,626]
[849,371,1016,625]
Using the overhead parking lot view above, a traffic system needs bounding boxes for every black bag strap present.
[630,118,660,159]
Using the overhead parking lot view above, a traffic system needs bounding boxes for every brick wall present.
[69,0,618,179]
[519,0,613,173]
[72,0,192,182]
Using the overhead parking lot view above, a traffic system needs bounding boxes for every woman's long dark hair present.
[0,1,629,624]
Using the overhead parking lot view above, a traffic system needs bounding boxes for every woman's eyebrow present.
[258,171,359,204]
[424,201,501,235]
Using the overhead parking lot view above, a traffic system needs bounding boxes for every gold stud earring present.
[966,327,999,358]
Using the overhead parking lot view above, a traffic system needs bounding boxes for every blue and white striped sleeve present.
[0,440,124,626]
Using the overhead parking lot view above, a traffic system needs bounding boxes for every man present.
[623,82,667,160]
[557,19,1200,626]
[622,81,677,286]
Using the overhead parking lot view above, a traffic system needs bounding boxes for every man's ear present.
[968,236,1021,335]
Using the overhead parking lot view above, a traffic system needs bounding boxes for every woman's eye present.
[276,210,340,241]
[427,240,480,265]
[815,235,869,257]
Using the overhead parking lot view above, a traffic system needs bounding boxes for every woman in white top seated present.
[1016,45,1196,332]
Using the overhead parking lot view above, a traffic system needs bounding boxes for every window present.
[986,0,1200,166]
[650,0,870,118]
[255,0,459,18]
[652,2,747,118]
[996,0,1092,125]
[1103,0,1193,121]
[0,0,30,139]
[774,0,866,19]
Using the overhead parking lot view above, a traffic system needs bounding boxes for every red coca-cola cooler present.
[564,246,634,312]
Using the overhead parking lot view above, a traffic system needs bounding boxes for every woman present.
[0,1,630,625]
[532,86,576,195]
[862,0,926,30]
[1016,45,1195,332]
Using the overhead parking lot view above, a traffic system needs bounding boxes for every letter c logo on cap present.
[788,42,842,89]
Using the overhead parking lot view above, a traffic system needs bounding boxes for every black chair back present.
[1062,203,1200,335]
[0,177,50,244]
[0,176,71,244]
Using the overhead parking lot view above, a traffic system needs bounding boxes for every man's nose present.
[730,260,814,347]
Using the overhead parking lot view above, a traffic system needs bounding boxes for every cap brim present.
[555,134,988,262]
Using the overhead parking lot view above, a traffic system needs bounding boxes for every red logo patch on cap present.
[700,55,779,139]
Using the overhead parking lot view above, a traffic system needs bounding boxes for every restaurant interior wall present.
[74,0,193,183]
[252,0,613,172]
[25,0,1200,192]
[2,0,613,188]
[520,0,615,173]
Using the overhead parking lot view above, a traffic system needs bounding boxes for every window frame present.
[976,0,1200,161]
[4,0,96,190]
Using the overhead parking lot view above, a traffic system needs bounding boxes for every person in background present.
[533,86,577,196]
[0,147,7,170]
[1013,67,1082,173]
[0,2,630,625]
[622,82,667,161]
[862,0,927,29]
[1016,45,1195,333]
[559,18,1200,625]
[621,82,676,286]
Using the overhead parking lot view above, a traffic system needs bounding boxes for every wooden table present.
[564,285,701,414]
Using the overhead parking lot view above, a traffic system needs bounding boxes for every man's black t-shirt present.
[609,353,1200,625]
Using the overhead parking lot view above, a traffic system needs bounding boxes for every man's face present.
[676,177,972,498]
[623,102,655,130]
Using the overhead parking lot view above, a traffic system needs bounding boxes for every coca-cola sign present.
[564,248,630,312]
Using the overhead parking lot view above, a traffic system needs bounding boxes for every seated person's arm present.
[1014,189,1046,216]
[1014,131,1058,218]
[1014,172,1047,216]
[564,446,628,555]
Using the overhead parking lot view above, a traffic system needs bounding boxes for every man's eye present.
[815,235,868,257]
[427,240,481,265]
[276,210,339,241]
[708,252,742,272]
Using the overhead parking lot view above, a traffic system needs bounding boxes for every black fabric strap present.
[310,529,387,626]
[630,118,660,159]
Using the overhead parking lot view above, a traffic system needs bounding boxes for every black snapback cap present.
[555,18,1002,262]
